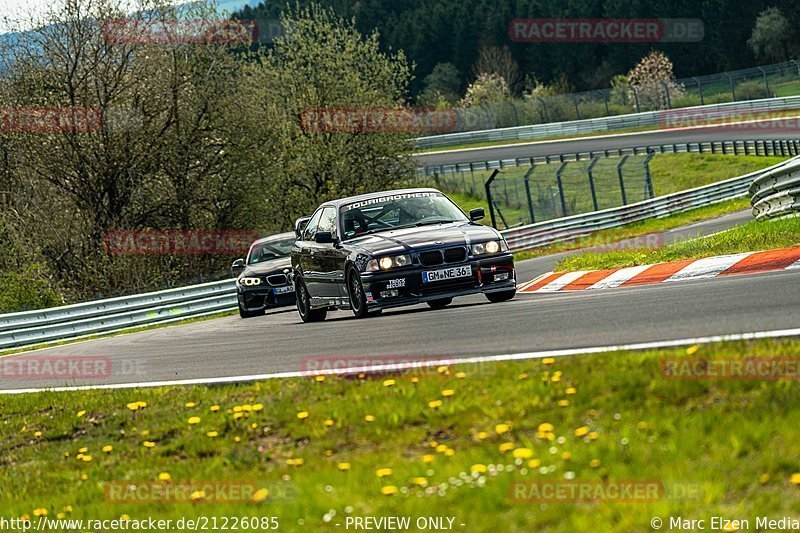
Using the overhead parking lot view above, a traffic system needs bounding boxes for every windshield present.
[246,238,294,265]
[339,192,467,239]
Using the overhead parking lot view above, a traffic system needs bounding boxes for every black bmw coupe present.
[291,188,516,322]
[232,232,296,318]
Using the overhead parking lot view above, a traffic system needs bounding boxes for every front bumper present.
[360,253,515,310]
[237,285,296,312]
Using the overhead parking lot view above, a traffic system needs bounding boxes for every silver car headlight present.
[366,254,412,271]
[471,240,501,255]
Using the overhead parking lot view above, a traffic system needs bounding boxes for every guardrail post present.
[523,165,537,224]
[555,161,569,217]
[484,169,500,229]
[617,155,629,205]
[586,157,600,211]
[643,151,656,200]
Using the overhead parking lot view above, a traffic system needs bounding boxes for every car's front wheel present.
[347,267,371,319]
[486,290,515,303]
[295,277,327,323]
[238,306,265,319]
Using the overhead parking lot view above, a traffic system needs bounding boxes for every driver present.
[398,197,440,223]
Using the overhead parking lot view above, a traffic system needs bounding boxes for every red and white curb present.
[518,246,800,294]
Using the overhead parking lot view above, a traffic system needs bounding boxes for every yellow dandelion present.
[241,404,253,412]
[251,488,269,502]
[436,366,449,374]
[250,423,258,429]
[63,452,70,458]
[120,514,130,521]
[499,442,515,453]
[513,448,533,459]
[542,358,555,365]
[315,375,326,382]
[422,454,435,463]
[185,402,196,408]
[561,452,571,461]
[102,445,113,453]
[252,404,263,412]
[34,431,42,438]
[57,513,65,520]
[233,406,243,413]
[588,431,599,440]
[80,474,88,481]
[590,459,601,468]
[456,372,467,378]
[19,515,30,521]
[187,417,201,425]
[410,477,428,486]
[495,423,510,434]
[518,373,528,380]
[77,410,86,417]
[190,491,205,501]
[471,464,487,473]
[435,444,448,453]
[76,453,83,460]
[234,436,241,442]
[574,426,590,437]
[126,403,139,411]
[324,419,334,427]
[428,400,442,409]
[143,441,156,448]
[206,431,219,438]
[444,448,455,456]
[441,389,455,397]
[136,401,147,409]
[140,430,149,437]
[429,441,438,447]
[528,459,541,468]
[558,400,569,407]
[338,462,351,471]
[158,472,171,481]
[286,458,304,466]
[383,379,396,387]
[78,447,88,453]
[81,455,93,462]
[376,468,393,478]
[538,423,554,432]
[565,387,576,395]
[296,411,309,420]
[686,345,699,355]
[476,431,489,440]
[790,473,800,485]
[210,405,220,412]
[63,506,72,514]
[33,509,47,517]
[324,450,333,457]
[411,377,419,383]
[551,375,562,383]
[364,415,376,422]
[233,412,243,419]
[380,485,398,496]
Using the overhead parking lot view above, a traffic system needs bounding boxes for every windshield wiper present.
[414,219,456,227]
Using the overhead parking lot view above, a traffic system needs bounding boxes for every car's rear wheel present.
[485,290,515,303]
[427,297,452,309]
[238,306,265,319]
[347,267,371,319]
[295,277,327,322]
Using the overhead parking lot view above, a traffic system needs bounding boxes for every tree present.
[748,7,794,63]
[627,50,684,110]
[471,45,522,94]
[460,73,511,107]
[418,62,462,106]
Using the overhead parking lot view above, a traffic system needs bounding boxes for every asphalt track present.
[415,123,800,167]
[4,209,798,392]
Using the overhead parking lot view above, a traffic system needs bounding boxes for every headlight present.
[367,254,412,272]
[239,277,262,286]
[472,240,501,255]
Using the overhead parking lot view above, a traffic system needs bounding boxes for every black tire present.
[347,266,371,319]
[295,277,327,323]
[238,306,265,319]
[486,290,516,303]
[427,297,453,309]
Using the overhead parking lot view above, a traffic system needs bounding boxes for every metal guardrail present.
[750,158,800,220]
[0,280,237,350]
[500,157,798,253]
[415,95,800,150]
[421,139,800,177]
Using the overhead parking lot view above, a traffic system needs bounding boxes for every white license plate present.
[275,286,295,294]
[422,265,472,283]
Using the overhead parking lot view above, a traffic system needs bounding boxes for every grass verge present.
[2,337,800,530]
[555,215,800,272]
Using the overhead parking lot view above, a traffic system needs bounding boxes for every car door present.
[296,207,324,298]
[312,206,342,300]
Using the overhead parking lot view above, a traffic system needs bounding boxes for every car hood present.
[240,257,292,277]
[345,222,502,256]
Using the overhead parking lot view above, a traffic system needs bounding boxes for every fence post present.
[523,164,537,224]
[617,155,629,205]
[598,90,610,116]
[757,66,770,97]
[571,94,581,120]
[555,161,569,217]
[632,86,640,113]
[538,97,550,123]
[723,73,736,101]
[643,151,656,200]
[661,80,672,109]
[586,157,600,211]
[692,77,704,105]
[484,169,500,229]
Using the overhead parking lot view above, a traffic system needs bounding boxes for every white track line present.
[2,328,800,395]
[663,252,753,282]
[586,265,652,290]
[535,271,586,292]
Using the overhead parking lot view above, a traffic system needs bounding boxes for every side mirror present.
[231,258,245,270]
[469,208,485,222]
[315,231,336,244]
[295,216,312,238]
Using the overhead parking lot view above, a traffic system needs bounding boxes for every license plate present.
[275,286,295,295]
[422,265,472,283]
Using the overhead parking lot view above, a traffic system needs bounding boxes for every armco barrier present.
[750,158,800,220]
[501,157,799,253]
[415,96,800,150]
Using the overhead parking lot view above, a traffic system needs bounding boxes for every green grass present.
[648,154,787,196]
[3,337,800,530]
[514,197,751,262]
[555,215,800,272]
